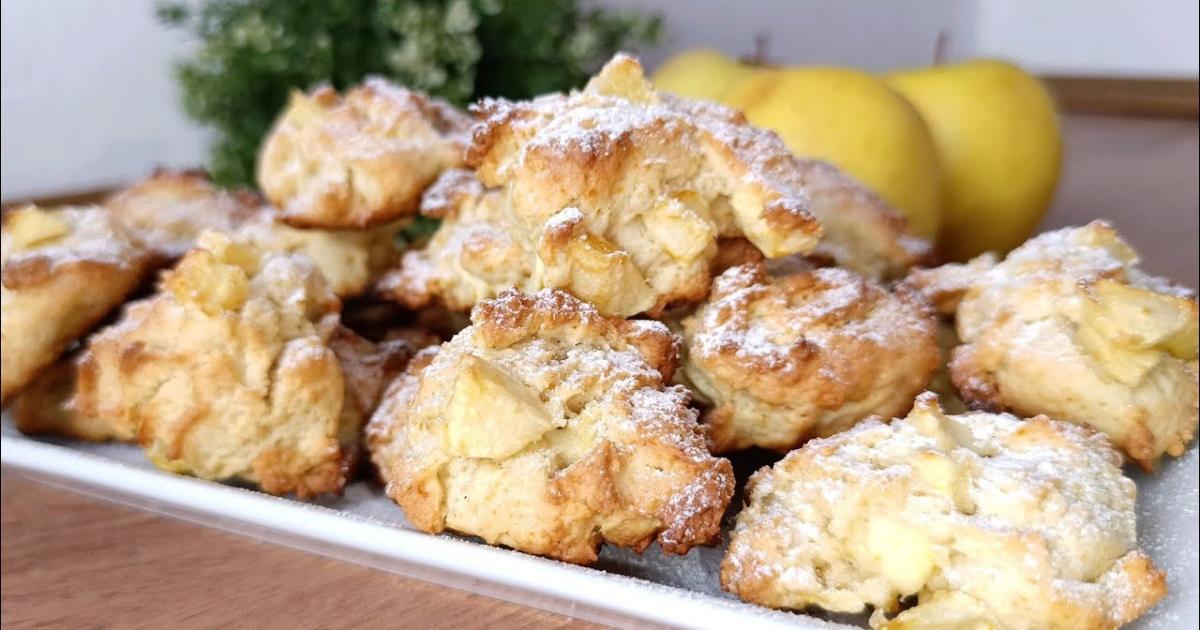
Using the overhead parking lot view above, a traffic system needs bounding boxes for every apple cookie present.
[681,260,939,452]
[477,54,925,280]
[722,393,1167,629]
[1,205,151,404]
[258,78,470,229]
[387,55,930,318]
[73,232,408,497]
[907,221,1199,469]
[366,288,735,564]
[105,169,255,261]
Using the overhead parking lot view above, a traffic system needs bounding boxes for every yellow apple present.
[651,48,762,103]
[887,60,1062,260]
[725,67,942,239]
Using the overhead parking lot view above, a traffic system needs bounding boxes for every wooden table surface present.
[2,115,1197,629]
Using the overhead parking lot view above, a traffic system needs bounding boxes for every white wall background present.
[969,0,1200,76]
[618,0,1200,76]
[2,0,1196,199]
[1,0,208,200]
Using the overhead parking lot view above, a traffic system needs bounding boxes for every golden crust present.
[473,54,925,271]
[328,325,416,420]
[1,205,151,405]
[722,393,1167,629]
[104,169,256,261]
[72,232,394,497]
[467,55,824,255]
[682,261,939,452]
[366,288,734,564]
[257,79,470,229]
[11,355,135,442]
[908,221,1199,469]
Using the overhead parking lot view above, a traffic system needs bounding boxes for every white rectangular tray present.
[3,417,1197,629]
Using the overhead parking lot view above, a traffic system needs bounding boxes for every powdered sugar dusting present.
[1,205,147,273]
[722,399,1180,626]
[688,263,931,376]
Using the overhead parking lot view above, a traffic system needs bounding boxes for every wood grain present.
[1044,76,1199,119]
[1,115,1197,628]
[0,471,599,630]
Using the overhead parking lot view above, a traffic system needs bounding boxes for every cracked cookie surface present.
[682,260,938,452]
[1,204,151,404]
[722,393,1167,629]
[105,169,255,261]
[908,221,1198,469]
[107,169,401,297]
[367,288,734,563]
[72,232,407,496]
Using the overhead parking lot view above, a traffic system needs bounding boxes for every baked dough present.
[468,53,818,316]
[105,169,254,260]
[72,232,406,496]
[722,393,1167,629]
[907,221,1198,469]
[366,288,734,563]
[681,260,938,452]
[1,205,150,404]
[384,55,928,318]
[257,79,470,229]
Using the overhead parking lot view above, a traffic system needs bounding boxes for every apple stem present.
[750,32,770,66]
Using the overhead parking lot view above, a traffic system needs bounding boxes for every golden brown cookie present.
[470,53,821,316]
[908,221,1198,469]
[722,393,1167,629]
[681,261,939,452]
[73,232,404,497]
[1,205,151,405]
[366,288,734,564]
[257,79,470,229]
